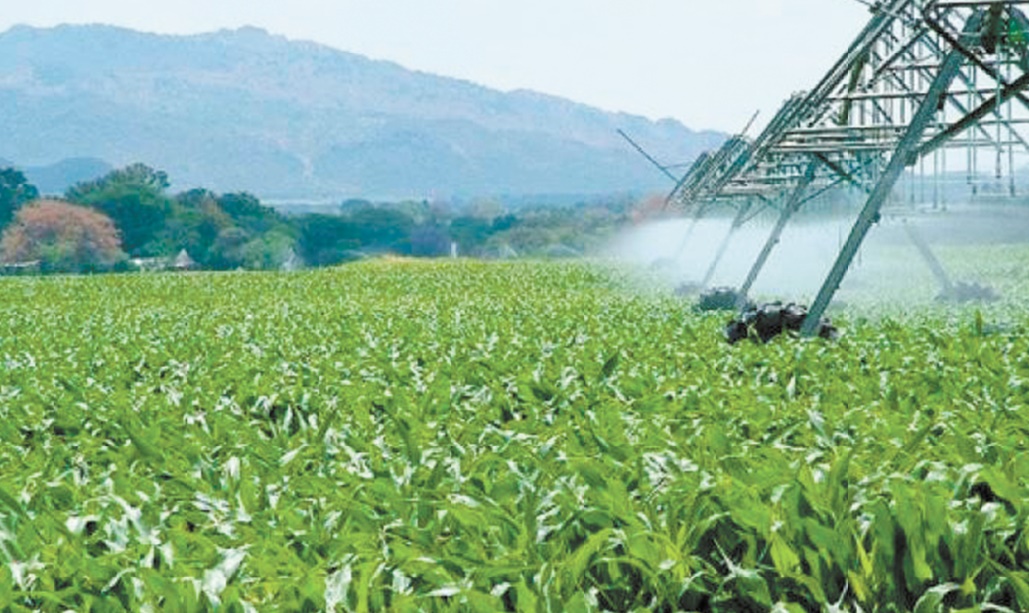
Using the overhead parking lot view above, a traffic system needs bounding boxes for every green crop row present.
[1,256,1029,611]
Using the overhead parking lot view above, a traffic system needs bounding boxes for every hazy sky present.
[0,0,870,133]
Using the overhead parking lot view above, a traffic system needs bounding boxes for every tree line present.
[0,163,634,273]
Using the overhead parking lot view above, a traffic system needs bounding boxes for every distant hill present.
[0,24,725,200]
[21,157,113,195]
[0,155,111,194]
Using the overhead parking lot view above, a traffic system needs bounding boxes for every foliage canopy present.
[0,167,40,230]
[0,199,125,271]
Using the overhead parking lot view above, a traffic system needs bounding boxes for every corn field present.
[2,255,1029,611]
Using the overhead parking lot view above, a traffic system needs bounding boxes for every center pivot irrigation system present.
[628,0,1029,336]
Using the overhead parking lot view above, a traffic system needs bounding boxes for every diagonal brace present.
[701,201,755,288]
[801,13,981,336]
[736,163,819,306]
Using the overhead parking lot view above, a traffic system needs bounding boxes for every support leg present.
[736,164,818,307]
[801,37,972,336]
[672,203,711,260]
[700,201,754,288]
[903,221,954,293]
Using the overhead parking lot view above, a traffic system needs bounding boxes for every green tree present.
[297,214,360,266]
[449,216,493,253]
[346,206,414,250]
[491,214,519,233]
[0,168,40,230]
[217,192,286,235]
[208,227,251,270]
[65,163,172,256]
[240,230,297,270]
[409,224,450,257]
[147,189,234,265]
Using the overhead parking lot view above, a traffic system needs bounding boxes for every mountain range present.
[0,24,724,200]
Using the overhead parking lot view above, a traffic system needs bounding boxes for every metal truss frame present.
[663,0,1029,335]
